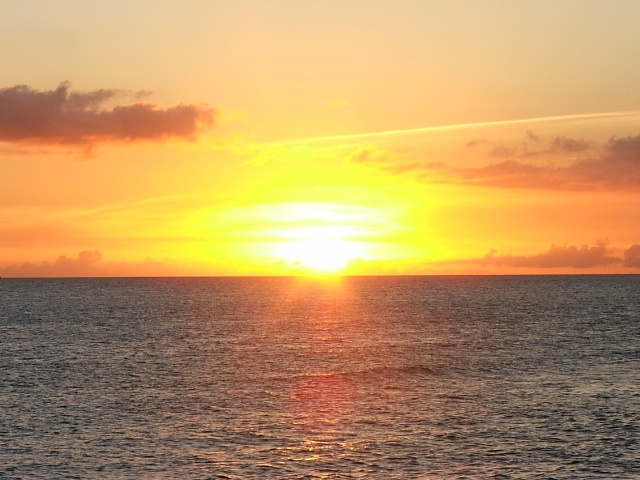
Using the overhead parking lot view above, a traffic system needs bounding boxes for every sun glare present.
[218,201,393,275]
[276,235,364,274]
[270,211,368,274]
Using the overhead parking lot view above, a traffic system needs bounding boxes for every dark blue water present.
[1,276,638,479]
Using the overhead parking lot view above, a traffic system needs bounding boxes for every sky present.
[1,0,640,276]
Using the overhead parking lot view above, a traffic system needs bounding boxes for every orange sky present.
[1,1,640,276]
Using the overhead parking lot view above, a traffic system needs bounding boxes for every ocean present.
[1,276,638,479]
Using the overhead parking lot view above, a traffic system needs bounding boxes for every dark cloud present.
[0,82,215,146]
[623,244,640,268]
[0,250,103,277]
[482,241,619,269]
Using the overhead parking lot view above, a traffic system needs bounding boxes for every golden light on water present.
[290,374,356,432]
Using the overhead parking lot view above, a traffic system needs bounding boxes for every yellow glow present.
[266,203,372,274]
[273,230,366,274]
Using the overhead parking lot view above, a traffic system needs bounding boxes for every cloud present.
[623,244,640,268]
[482,241,620,269]
[347,145,446,176]
[347,145,388,164]
[465,138,489,147]
[526,130,541,143]
[0,145,51,155]
[354,130,640,191]
[0,250,182,277]
[464,134,640,190]
[0,251,239,277]
[422,241,640,272]
[0,82,215,146]
[0,250,103,277]
[480,132,593,159]
[548,136,591,154]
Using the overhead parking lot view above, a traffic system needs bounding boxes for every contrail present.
[275,111,640,145]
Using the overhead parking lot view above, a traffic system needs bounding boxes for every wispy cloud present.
[458,134,640,190]
[0,82,215,147]
[468,134,593,160]
[350,129,640,191]
[347,145,388,164]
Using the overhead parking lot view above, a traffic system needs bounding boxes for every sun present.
[278,237,362,274]
[273,226,365,274]
[245,202,380,275]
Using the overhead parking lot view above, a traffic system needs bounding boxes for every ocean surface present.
[1,275,638,479]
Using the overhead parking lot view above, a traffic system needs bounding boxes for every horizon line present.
[1,272,638,279]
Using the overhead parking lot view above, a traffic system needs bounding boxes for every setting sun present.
[265,204,372,274]
[274,233,365,274]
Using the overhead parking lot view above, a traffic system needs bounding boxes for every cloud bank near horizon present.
[481,241,619,269]
[0,250,184,278]
[2,243,640,277]
[0,82,215,147]
[426,242,640,271]
[1,250,104,277]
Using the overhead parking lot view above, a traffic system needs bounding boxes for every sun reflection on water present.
[289,373,356,433]
[268,277,373,469]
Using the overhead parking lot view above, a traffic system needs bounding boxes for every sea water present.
[1,276,638,479]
